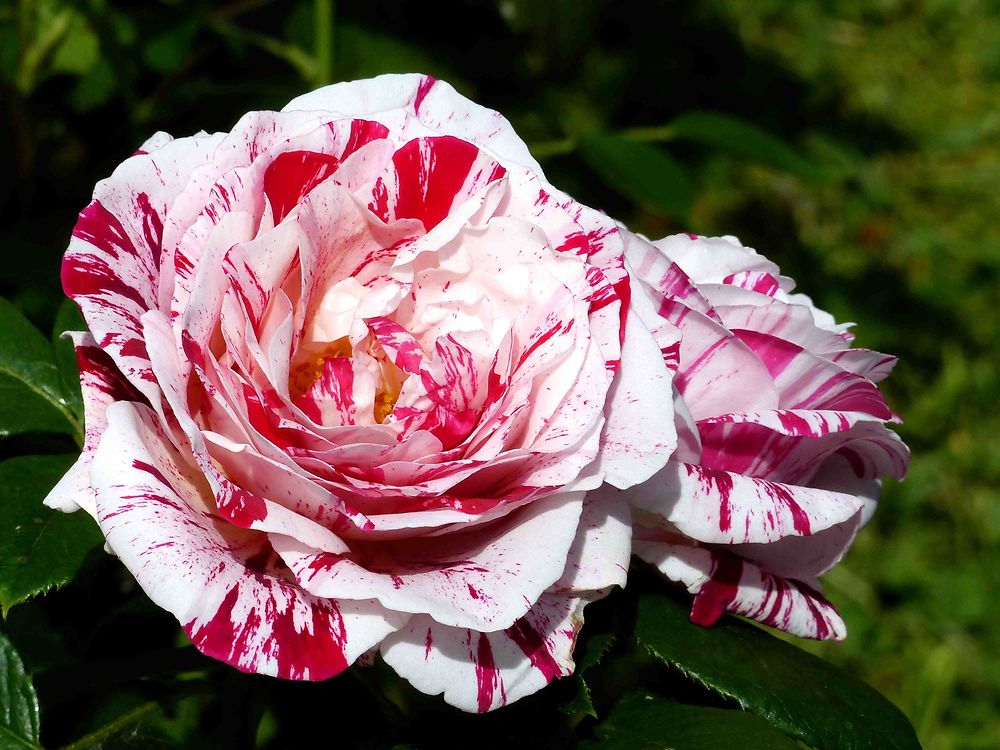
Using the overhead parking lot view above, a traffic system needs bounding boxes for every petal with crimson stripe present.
[272,492,584,631]
[44,333,147,516]
[634,541,846,640]
[380,593,587,712]
[282,74,544,173]
[626,461,865,545]
[92,401,405,679]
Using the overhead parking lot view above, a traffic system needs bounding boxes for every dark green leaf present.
[668,111,822,180]
[0,375,76,438]
[52,298,86,421]
[582,691,803,750]
[563,632,616,718]
[579,135,692,219]
[0,455,102,614]
[60,700,167,750]
[636,595,921,750]
[0,298,81,442]
[577,632,616,673]
[143,20,200,74]
[0,630,40,750]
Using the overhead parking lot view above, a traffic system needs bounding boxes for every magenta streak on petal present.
[339,119,390,156]
[217,483,268,525]
[135,193,164,268]
[78,345,146,401]
[800,585,832,640]
[424,628,433,660]
[689,463,735,533]
[347,235,417,280]
[674,336,728,395]
[62,254,150,312]
[184,580,350,681]
[775,410,819,436]
[368,179,390,222]
[391,136,492,231]
[474,632,502,712]
[762,480,811,535]
[131,459,171,487]
[263,150,341,224]
[413,75,437,115]
[504,617,563,683]
[689,554,742,627]
[366,317,424,373]
[516,319,572,369]
[72,200,136,262]
[554,227,614,260]
[723,270,780,297]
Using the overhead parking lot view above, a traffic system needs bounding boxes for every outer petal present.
[626,461,865,544]
[552,484,632,593]
[44,333,146,516]
[597,308,678,489]
[272,492,585,631]
[92,401,405,679]
[282,74,544,173]
[381,593,587,712]
[634,541,846,640]
[63,131,224,397]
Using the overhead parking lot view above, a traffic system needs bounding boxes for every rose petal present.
[272,491,585,631]
[626,461,865,544]
[282,74,544,173]
[380,593,587,712]
[634,541,846,640]
[92,401,405,679]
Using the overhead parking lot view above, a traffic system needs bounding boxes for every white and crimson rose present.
[45,74,677,711]
[618,232,909,639]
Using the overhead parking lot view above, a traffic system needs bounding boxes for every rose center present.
[289,334,405,424]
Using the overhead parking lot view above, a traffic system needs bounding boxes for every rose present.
[617,232,909,639]
[45,74,676,711]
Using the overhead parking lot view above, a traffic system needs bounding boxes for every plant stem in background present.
[314,0,334,86]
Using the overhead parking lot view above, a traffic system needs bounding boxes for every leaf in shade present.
[0,455,102,615]
[636,595,922,750]
[0,630,40,750]
[51,298,86,421]
[579,135,692,219]
[582,691,803,750]
[562,632,617,718]
[668,111,823,180]
[0,376,76,439]
[0,298,81,442]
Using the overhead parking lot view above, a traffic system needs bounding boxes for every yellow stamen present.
[288,336,352,399]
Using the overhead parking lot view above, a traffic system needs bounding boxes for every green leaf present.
[59,701,166,750]
[582,691,803,750]
[579,135,692,219]
[0,298,82,443]
[563,632,616,718]
[668,111,822,180]
[52,298,86,421]
[636,595,921,750]
[143,20,200,74]
[0,630,40,750]
[0,455,102,615]
[0,375,76,438]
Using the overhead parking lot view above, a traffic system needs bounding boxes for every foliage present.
[2,0,993,747]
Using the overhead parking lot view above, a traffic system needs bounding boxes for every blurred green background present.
[1,1,997,748]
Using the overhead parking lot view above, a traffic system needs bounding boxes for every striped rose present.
[45,75,677,711]
[618,232,909,639]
